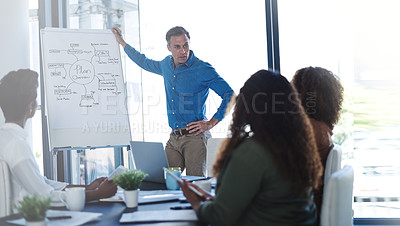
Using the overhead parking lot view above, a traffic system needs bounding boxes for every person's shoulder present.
[190,53,213,68]
[1,123,30,149]
[159,55,172,65]
[230,138,276,172]
[239,138,266,149]
[0,134,31,167]
[234,138,271,159]
[193,59,220,79]
[196,59,213,69]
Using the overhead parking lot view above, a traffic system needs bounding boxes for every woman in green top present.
[179,70,323,226]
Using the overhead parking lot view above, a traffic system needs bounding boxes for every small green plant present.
[113,170,148,191]
[14,194,52,222]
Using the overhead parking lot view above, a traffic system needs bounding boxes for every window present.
[29,0,44,174]
[138,0,268,143]
[278,0,400,218]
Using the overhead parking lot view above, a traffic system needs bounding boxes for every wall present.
[0,1,30,123]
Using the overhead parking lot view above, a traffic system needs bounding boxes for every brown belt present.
[171,128,190,136]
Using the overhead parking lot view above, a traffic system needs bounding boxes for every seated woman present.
[0,69,117,210]
[179,70,323,226]
[291,66,344,213]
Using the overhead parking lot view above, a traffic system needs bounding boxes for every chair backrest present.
[206,138,225,177]
[320,165,354,226]
[0,160,12,217]
[324,144,342,186]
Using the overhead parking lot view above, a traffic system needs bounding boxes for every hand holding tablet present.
[164,168,204,197]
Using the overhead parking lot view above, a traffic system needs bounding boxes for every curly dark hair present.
[0,69,38,122]
[165,26,190,45]
[291,67,344,129]
[212,70,323,193]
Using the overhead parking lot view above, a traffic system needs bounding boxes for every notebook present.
[130,141,169,183]
[119,210,198,223]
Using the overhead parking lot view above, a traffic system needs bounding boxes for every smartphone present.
[165,169,204,197]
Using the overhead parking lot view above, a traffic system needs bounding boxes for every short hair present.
[291,66,344,128]
[165,26,190,45]
[0,69,39,121]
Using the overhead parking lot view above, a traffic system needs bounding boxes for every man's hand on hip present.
[187,118,219,135]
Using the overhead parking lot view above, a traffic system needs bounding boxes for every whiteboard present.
[40,28,131,149]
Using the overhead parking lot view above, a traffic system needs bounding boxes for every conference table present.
[0,182,205,226]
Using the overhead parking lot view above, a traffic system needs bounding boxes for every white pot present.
[123,189,139,208]
[25,220,46,226]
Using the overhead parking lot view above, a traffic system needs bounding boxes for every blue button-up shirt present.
[124,44,234,129]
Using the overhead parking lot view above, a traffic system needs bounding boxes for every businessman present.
[112,26,234,176]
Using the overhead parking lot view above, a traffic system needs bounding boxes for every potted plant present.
[14,194,52,226]
[113,169,148,208]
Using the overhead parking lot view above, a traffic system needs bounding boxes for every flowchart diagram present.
[41,28,131,148]
[47,41,122,108]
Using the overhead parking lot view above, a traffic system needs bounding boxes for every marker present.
[113,28,122,36]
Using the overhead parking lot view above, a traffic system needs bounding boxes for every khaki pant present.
[165,131,211,176]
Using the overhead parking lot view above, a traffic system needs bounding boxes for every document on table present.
[139,190,184,204]
[100,189,184,204]
[7,210,102,226]
[119,210,198,223]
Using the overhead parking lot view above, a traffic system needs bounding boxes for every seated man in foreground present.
[0,69,117,212]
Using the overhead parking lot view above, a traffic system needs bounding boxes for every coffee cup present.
[164,167,181,190]
[59,187,85,211]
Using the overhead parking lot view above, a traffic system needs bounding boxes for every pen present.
[192,177,212,181]
[113,28,122,37]
[47,215,72,220]
[170,205,192,210]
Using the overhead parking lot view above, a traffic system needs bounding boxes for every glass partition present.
[278,0,400,218]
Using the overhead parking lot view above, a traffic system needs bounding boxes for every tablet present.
[165,169,204,197]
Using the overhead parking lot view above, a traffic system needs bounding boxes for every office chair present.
[0,160,12,217]
[324,144,342,186]
[206,138,225,177]
[320,165,354,226]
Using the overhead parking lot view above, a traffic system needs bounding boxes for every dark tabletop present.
[0,182,205,226]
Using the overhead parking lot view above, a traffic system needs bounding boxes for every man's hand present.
[187,118,219,135]
[85,179,117,201]
[86,177,107,190]
[95,179,118,199]
[111,27,127,47]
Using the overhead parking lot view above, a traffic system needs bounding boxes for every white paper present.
[100,189,184,203]
[119,210,198,223]
[7,210,102,226]
[99,190,124,202]
[139,190,183,204]
[108,165,128,180]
